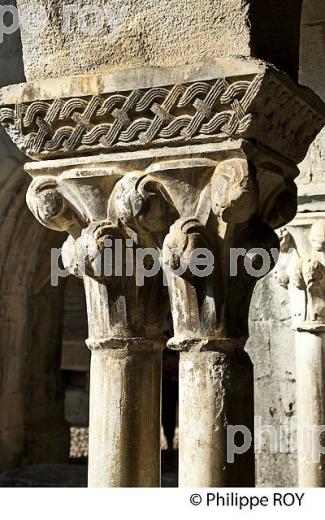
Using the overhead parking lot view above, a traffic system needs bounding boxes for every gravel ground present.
[70,427,179,459]
[70,427,89,459]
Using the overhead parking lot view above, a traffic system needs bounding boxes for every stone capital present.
[276,184,325,333]
[0,59,324,346]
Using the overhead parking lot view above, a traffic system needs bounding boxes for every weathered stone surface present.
[298,0,325,186]
[15,0,302,82]
[275,208,325,486]
[299,0,325,101]
[177,346,254,487]
[247,274,297,487]
[0,54,319,486]
[299,131,325,184]
[0,0,25,87]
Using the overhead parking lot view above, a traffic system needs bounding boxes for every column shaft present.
[295,330,325,486]
[88,347,162,487]
[178,348,255,487]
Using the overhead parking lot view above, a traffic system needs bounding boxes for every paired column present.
[0,59,323,487]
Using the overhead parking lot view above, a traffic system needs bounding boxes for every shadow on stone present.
[0,451,178,487]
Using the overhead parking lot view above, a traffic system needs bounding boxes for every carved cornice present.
[0,60,324,163]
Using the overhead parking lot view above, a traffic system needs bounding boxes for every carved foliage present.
[26,177,81,233]
[211,158,258,223]
[26,155,293,340]
[110,172,177,241]
[162,218,211,278]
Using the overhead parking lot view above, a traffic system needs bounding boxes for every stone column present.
[295,329,325,487]
[161,183,280,486]
[88,340,162,487]
[175,340,254,487]
[0,60,323,487]
[277,193,325,486]
[25,179,165,487]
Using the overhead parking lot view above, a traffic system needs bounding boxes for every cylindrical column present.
[174,340,255,487]
[295,328,325,486]
[87,339,162,487]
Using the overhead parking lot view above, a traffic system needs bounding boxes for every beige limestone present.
[295,331,325,486]
[0,0,323,490]
[177,346,254,487]
[0,54,324,489]
[88,346,162,487]
[246,0,325,487]
[16,0,251,81]
[0,60,323,165]
[15,0,302,81]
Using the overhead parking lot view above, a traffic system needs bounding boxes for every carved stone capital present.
[276,184,325,332]
[1,60,324,346]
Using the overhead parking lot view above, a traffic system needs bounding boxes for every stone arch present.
[0,165,70,471]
